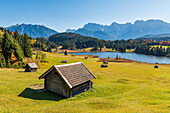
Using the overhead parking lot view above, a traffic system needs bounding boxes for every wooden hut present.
[39,62,96,97]
[25,63,38,72]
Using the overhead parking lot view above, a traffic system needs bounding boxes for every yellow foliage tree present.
[10,52,17,63]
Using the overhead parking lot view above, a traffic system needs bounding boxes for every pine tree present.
[14,30,22,47]
[23,33,32,58]
[116,54,119,60]
[13,40,24,61]
[2,31,13,63]
[64,50,68,55]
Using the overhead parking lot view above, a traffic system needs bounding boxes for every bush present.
[41,53,47,61]
[71,54,75,56]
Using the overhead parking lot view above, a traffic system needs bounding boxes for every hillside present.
[66,19,170,40]
[135,33,170,41]
[49,32,101,42]
[5,24,58,38]
[0,52,169,112]
[49,32,105,49]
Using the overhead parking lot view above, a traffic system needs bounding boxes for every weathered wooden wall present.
[71,81,92,97]
[25,65,31,72]
[30,68,37,72]
[45,69,70,97]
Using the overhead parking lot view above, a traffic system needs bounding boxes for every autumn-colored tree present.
[10,52,17,63]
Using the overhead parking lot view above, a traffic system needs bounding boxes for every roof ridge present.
[54,62,82,67]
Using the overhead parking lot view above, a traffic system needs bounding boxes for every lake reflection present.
[69,52,170,64]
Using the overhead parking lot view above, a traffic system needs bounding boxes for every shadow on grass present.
[18,71,38,73]
[18,88,66,101]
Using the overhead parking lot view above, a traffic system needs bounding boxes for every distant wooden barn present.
[39,62,96,97]
[25,63,38,72]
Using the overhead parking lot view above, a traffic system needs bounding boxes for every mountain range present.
[66,19,170,40]
[3,19,170,40]
[5,24,58,38]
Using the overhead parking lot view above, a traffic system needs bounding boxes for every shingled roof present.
[27,63,38,68]
[39,62,96,88]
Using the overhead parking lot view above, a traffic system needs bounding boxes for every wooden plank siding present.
[71,81,92,97]
[45,69,70,97]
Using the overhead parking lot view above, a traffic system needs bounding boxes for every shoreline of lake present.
[68,52,170,64]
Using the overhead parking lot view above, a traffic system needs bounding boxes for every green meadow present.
[0,52,170,113]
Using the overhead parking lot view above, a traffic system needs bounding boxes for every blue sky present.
[0,0,170,32]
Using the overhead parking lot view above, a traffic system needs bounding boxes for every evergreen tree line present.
[135,45,170,57]
[0,29,32,68]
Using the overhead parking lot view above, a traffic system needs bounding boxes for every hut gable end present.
[45,69,69,97]
[25,62,38,72]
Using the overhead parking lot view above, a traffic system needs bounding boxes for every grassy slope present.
[0,52,170,113]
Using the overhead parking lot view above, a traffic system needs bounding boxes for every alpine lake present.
[69,52,170,64]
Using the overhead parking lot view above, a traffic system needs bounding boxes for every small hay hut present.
[39,62,96,97]
[101,64,108,67]
[85,57,88,59]
[25,63,38,72]
[62,60,67,63]
[154,65,159,68]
